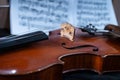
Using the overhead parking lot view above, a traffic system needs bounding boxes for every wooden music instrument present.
[0,27,120,80]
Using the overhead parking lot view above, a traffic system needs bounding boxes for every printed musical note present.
[76,0,117,29]
[10,0,117,35]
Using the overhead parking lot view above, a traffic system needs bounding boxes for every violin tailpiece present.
[60,23,75,41]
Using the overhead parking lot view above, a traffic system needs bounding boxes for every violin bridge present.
[60,23,75,41]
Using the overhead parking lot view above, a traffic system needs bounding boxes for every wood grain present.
[0,29,120,80]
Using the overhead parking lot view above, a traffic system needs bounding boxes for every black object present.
[63,70,120,80]
[0,31,48,49]
[80,24,97,35]
[0,29,10,37]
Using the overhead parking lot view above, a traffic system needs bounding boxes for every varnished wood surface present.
[0,64,63,80]
[0,29,120,77]
[0,1,120,80]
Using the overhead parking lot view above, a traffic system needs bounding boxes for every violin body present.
[0,28,120,80]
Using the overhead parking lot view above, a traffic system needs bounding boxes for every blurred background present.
[0,0,9,29]
[0,0,120,30]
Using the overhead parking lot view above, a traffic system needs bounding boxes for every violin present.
[0,24,120,80]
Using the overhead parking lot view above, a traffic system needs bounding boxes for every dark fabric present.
[63,70,120,80]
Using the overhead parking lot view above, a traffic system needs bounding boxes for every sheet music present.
[10,0,117,35]
[75,0,118,29]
